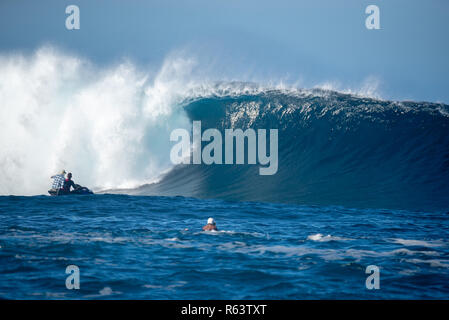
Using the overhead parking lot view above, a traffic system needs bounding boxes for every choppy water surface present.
[0,194,448,299]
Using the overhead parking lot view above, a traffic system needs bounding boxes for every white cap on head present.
[207,217,215,225]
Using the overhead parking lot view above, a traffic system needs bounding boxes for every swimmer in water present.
[202,217,218,231]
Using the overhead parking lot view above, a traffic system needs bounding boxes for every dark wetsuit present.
[62,179,75,193]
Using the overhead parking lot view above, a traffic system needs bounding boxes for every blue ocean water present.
[0,194,448,299]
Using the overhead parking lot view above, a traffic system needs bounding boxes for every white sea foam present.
[84,286,122,298]
[143,281,187,290]
[307,233,353,242]
[198,229,266,238]
[404,258,449,269]
[0,47,194,195]
[390,238,445,248]
[391,248,440,256]
[216,242,444,264]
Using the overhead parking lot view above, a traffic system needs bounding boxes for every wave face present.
[133,89,449,211]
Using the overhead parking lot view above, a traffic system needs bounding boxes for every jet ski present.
[48,184,94,196]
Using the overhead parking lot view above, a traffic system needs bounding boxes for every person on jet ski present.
[50,170,66,190]
[62,172,76,193]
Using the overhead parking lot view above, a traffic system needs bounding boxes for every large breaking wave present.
[1,48,448,211]
[132,89,449,211]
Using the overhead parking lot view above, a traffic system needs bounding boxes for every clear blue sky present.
[1,0,448,102]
